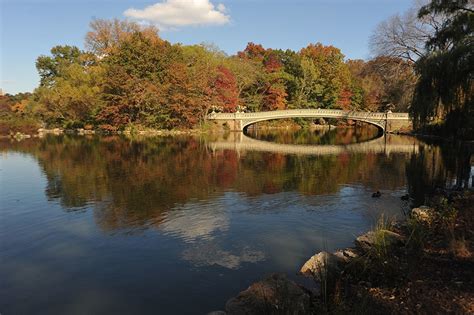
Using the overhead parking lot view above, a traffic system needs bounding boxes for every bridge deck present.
[208,109,409,120]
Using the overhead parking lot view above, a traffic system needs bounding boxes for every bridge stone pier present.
[208,109,412,133]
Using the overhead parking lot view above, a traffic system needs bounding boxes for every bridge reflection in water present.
[208,133,421,156]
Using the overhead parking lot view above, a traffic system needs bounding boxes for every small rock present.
[342,248,360,259]
[355,230,405,253]
[333,247,360,263]
[225,273,311,315]
[300,251,344,278]
[333,250,348,262]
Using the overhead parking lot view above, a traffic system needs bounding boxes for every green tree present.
[36,45,83,87]
[411,0,473,138]
[34,46,103,127]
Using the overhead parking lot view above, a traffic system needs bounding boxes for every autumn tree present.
[177,44,238,125]
[237,42,266,61]
[261,50,288,110]
[299,43,352,109]
[214,65,239,112]
[347,57,416,112]
[99,30,177,129]
[0,93,39,135]
[270,49,303,107]
[27,16,435,134]
[225,56,261,110]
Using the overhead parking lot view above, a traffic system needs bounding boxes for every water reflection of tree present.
[0,134,446,232]
[248,125,380,145]
[406,142,473,206]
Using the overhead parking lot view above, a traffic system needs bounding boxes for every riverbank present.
[0,127,210,140]
[0,128,417,141]
[0,121,351,140]
[221,189,474,314]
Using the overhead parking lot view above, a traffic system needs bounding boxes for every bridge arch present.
[240,116,385,133]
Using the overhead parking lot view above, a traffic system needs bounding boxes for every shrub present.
[0,115,40,135]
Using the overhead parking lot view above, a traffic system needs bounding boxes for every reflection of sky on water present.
[182,244,265,269]
[155,188,406,272]
[160,201,229,242]
[160,198,265,269]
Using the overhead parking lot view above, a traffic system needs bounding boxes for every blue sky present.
[1,0,413,94]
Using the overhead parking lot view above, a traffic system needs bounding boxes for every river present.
[0,127,472,314]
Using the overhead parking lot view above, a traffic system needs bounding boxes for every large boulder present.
[299,251,344,279]
[225,273,311,315]
[355,230,405,253]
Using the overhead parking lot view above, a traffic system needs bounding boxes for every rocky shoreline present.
[215,190,474,314]
[1,127,209,139]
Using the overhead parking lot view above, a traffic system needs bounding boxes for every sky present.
[1,0,413,94]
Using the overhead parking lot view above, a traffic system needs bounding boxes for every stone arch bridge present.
[208,109,411,133]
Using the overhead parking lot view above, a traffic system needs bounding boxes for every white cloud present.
[124,0,230,28]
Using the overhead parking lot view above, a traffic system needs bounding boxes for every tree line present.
[1,20,415,133]
[1,0,471,137]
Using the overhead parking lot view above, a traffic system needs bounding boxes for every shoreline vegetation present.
[0,124,459,144]
[219,189,474,314]
[0,118,359,140]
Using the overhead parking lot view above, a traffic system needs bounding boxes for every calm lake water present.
[1,127,472,314]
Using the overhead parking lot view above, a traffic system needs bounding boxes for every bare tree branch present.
[369,0,448,61]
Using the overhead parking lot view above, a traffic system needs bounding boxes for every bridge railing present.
[388,113,410,118]
[207,109,409,120]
